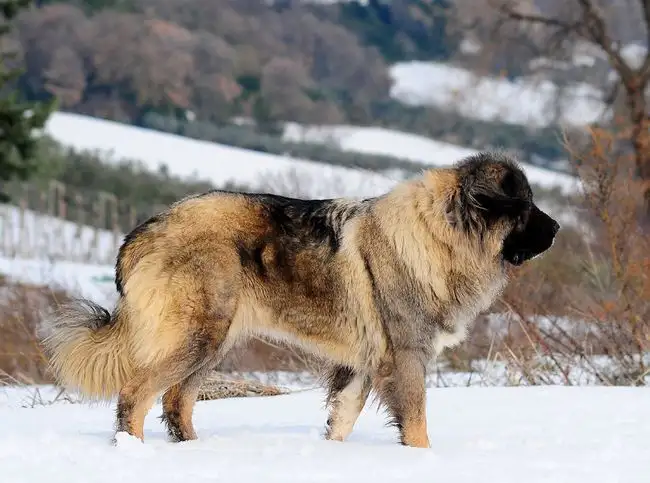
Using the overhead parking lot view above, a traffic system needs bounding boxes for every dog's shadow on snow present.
[198,424,391,447]
[85,424,390,448]
[202,423,318,439]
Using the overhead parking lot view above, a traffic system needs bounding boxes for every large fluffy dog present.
[42,151,559,448]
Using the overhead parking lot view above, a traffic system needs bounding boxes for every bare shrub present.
[0,277,70,385]
[457,123,650,386]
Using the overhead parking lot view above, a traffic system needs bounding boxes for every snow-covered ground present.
[0,202,121,265]
[43,112,396,200]
[1,384,648,483]
[0,255,116,306]
[282,122,580,194]
[389,61,607,128]
[44,112,580,196]
[1,111,585,272]
[0,111,586,273]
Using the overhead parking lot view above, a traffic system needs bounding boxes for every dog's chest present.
[432,275,506,355]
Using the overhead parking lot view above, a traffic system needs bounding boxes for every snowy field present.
[43,112,397,200]
[44,112,580,196]
[282,121,580,194]
[0,202,121,264]
[0,255,116,306]
[1,385,648,483]
[2,112,585,277]
[389,61,607,128]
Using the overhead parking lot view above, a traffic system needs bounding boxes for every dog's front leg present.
[375,349,430,448]
[323,366,371,442]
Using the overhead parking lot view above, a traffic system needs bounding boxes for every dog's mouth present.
[502,250,532,266]
[507,250,535,267]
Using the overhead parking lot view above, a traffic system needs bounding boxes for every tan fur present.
[42,301,134,401]
[362,170,509,355]
[42,154,559,446]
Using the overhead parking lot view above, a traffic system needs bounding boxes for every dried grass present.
[197,372,289,401]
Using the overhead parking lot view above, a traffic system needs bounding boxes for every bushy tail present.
[41,299,134,401]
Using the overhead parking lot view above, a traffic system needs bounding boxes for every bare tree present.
[454,0,650,211]
[189,32,239,124]
[42,46,86,107]
[89,12,195,109]
[15,4,91,102]
[260,56,317,123]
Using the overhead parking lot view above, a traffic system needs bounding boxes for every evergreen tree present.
[0,0,56,191]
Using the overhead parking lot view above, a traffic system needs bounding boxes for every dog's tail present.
[42,299,134,401]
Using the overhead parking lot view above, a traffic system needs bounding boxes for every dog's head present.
[444,152,560,266]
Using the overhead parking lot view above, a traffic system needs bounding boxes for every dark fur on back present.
[231,193,370,292]
[114,213,166,296]
[247,193,367,252]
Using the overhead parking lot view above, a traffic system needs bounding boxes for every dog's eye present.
[501,172,517,197]
[518,209,531,229]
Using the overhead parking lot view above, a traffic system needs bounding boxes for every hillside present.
[45,112,580,196]
[389,62,606,128]
[42,112,397,199]
[8,0,610,167]
[0,111,582,291]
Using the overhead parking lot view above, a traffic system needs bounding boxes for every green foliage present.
[236,75,261,98]
[0,0,56,191]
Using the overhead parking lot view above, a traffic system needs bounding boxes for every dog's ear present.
[471,171,528,222]
[444,188,465,229]
[445,171,527,231]
[444,186,486,232]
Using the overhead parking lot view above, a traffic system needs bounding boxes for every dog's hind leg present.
[323,365,371,442]
[161,316,234,442]
[161,366,211,442]
[114,352,198,442]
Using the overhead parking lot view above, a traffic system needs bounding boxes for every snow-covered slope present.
[389,61,607,128]
[0,255,116,306]
[44,112,580,196]
[1,385,647,483]
[43,112,396,200]
[0,112,584,273]
[0,203,120,265]
[283,122,580,194]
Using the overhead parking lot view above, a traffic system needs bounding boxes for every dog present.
[42,151,560,448]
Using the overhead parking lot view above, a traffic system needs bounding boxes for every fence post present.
[49,180,67,261]
[95,191,119,265]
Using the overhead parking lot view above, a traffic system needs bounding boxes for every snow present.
[283,122,581,195]
[0,255,117,306]
[1,385,648,483]
[0,202,121,265]
[0,110,585,279]
[45,111,580,198]
[389,61,607,128]
[0,111,585,275]
[0,201,124,303]
[43,112,397,200]
[620,44,648,70]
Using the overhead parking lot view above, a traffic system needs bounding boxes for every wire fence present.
[0,180,164,265]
